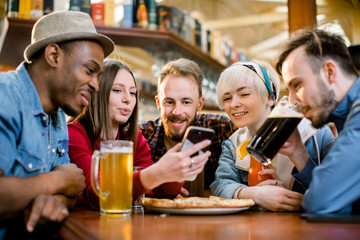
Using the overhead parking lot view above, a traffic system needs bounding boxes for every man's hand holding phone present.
[153,139,211,183]
[180,127,215,181]
[148,127,213,185]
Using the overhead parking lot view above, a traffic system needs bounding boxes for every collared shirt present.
[0,62,69,238]
[301,77,360,214]
[0,62,69,177]
[139,114,237,189]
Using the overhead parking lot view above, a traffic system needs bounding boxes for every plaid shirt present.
[139,113,237,189]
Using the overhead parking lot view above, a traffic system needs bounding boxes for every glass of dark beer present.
[246,96,303,165]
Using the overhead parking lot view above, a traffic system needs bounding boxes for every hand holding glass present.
[248,156,272,186]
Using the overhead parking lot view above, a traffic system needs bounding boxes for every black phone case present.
[180,126,215,155]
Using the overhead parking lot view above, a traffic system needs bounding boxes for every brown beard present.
[310,77,338,128]
[163,115,196,141]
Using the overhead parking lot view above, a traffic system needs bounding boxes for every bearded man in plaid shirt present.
[140,58,236,194]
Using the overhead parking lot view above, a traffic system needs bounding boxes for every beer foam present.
[102,147,133,154]
[268,104,303,118]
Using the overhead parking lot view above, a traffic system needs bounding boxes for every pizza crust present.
[140,197,177,208]
[139,196,255,209]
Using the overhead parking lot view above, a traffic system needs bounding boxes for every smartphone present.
[180,126,215,181]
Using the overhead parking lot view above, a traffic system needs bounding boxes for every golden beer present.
[91,140,133,214]
[100,151,133,214]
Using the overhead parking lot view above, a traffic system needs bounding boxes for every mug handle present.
[90,150,109,200]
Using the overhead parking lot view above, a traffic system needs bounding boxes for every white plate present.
[145,206,250,215]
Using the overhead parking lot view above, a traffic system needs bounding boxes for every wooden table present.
[58,208,360,240]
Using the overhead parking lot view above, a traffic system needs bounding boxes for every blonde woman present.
[210,60,335,211]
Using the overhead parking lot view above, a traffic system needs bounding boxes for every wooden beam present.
[352,9,360,43]
[247,31,287,55]
[203,12,287,30]
[255,0,287,3]
[316,0,353,8]
[253,0,287,6]
[288,0,316,33]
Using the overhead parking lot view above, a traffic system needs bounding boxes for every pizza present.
[139,196,255,209]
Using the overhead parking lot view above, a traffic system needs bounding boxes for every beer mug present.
[91,140,133,214]
[247,96,303,165]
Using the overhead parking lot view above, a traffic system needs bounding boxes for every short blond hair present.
[158,58,203,97]
[216,60,280,110]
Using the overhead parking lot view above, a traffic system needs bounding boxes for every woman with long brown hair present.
[68,59,210,209]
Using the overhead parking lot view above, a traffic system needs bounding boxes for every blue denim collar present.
[329,77,360,130]
[331,77,360,117]
[16,62,46,116]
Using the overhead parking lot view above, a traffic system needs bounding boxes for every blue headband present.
[231,61,276,101]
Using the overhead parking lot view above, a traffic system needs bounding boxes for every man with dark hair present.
[276,29,360,214]
[140,58,236,194]
[0,11,114,238]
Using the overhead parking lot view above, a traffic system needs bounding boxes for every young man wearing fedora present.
[0,11,114,238]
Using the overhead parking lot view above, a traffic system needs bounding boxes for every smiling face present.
[53,40,104,117]
[108,69,137,127]
[222,85,269,132]
[156,75,204,142]
[217,63,277,134]
[281,46,338,128]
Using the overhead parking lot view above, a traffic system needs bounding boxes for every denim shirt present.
[210,125,334,200]
[0,63,70,238]
[0,62,69,176]
[302,78,360,214]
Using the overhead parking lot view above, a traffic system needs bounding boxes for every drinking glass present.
[91,140,133,214]
[248,156,272,186]
[132,166,145,214]
[247,96,303,165]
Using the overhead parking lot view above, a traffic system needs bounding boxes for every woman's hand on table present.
[256,169,284,187]
[240,186,303,212]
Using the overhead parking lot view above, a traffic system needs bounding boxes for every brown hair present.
[70,59,138,149]
[158,58,204,97]
[276,29,358,79]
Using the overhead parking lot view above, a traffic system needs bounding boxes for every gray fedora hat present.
[24,11,115,62]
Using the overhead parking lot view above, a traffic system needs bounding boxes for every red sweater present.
[68,122,182,209]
